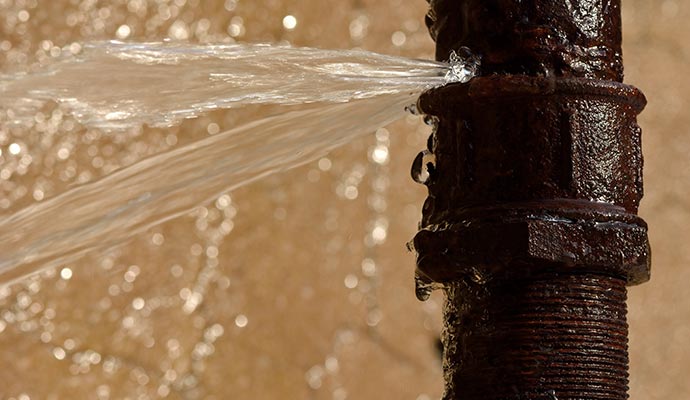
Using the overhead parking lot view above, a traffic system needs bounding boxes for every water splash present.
[444,47,481,84]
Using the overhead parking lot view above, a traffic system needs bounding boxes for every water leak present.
[444,47,481,84]
[0,42,479,284]
[0,2,486,398]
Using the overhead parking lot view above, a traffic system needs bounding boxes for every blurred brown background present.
[0,0,687,399]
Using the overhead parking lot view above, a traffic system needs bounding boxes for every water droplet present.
[404,103,420,115]
[415,272,440,301]
[234,314,248,328]
[370,144,389,164]
[53,347,66,360]
[423,115,438,126]
[8,143,21,155]
[361,258,376,277]
[344,274,358,289]
[116,25,131,40]
[391,31,407,47]
[411,150,436,184]
[426,133,436,152]
[282,15,297,30]
[224,0,238,11]
[132,297,145,310]
[305,365,324,389]
[469,267,486,284]
[168,20,190,40]
[60,267,73,280]
[445,47,481,84]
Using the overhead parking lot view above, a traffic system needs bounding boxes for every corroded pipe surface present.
[426,0,624,80]
[414,1,650,399]
[443,273,629,400]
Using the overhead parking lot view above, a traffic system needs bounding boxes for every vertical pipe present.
[412,1,650,399]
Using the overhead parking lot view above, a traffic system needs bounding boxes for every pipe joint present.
[412,75,650,286]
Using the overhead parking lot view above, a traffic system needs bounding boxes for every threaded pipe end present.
[442,272,629,400]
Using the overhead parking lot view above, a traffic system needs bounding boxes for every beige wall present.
[0,0,687,399]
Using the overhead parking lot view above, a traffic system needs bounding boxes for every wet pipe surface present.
[415,1,649,399]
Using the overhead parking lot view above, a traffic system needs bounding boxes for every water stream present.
[0,41,474,284]
[1,41,453,129]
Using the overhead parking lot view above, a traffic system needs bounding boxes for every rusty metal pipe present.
[412,1,650,399]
